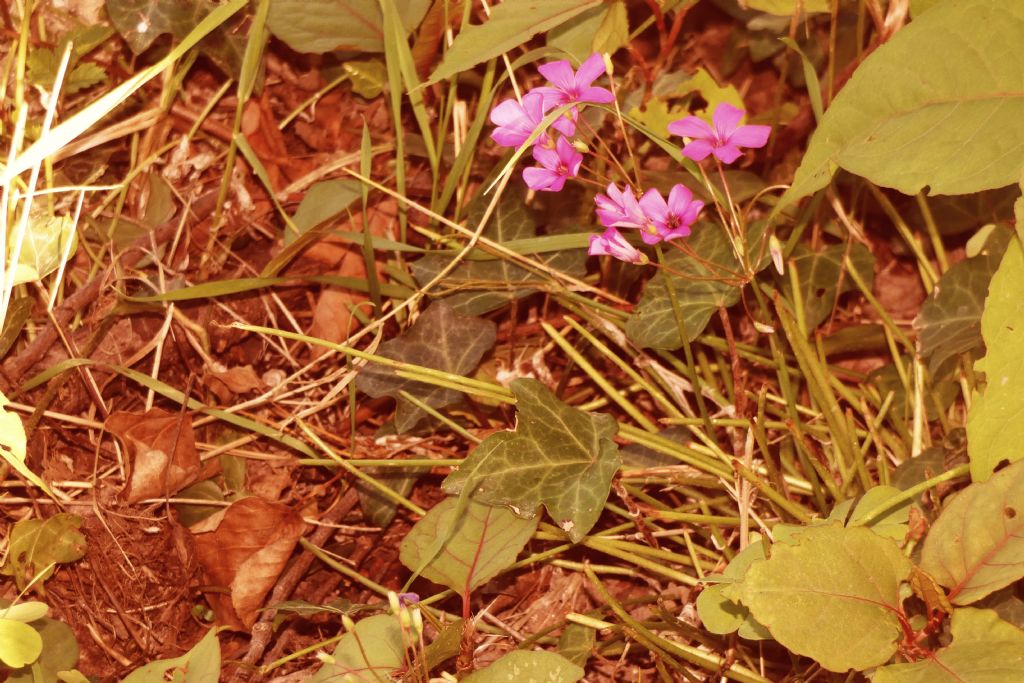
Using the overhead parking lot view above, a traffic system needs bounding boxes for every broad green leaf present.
[286,179,362,246]
[696,540,771,640]
[914,227,1012,374]
[781,242,874,331]
[0,389,53,498]
[416,617,464,672]
[267,0,430,53]
[8,213,78,287]
[442,378,620,543]
[1,602,48,623]
[354,302,497,432]
[731,524,912,672]
[121,628,220,683]
[967,237,1024,481]
[0,513,85,592]
[871,608,1024,682]
[833,485,913,541]
[546,1,629,61]
[461,650,585,683]
[0,619,42,669]
[410,187,586,315]
[745,0,829,15]
[920,459,1024,605]
[309,614,405,682]
[558,623,596,667]
[625,222,769,350]
[105,0,245,75]
[399,497,538,594]
[778,0,1024,213]
[7,616,79,683]
[429,0,602,84]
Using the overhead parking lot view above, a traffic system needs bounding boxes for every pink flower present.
[594,183,646,229]
[533,53,615,107]
[522,137,583,192]
[637,185,703,244]
[588,227,648,265]
[668,102,771,164]
[489,91,574,148]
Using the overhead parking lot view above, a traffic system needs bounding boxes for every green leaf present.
[695,540,771,640]
[557,623,596,667]
[1,513,86,592]
[442,378,620,543]
[731,524,912,672]
[967,237,1024,481]
[121,628,220,683]
[914,227,1012,374]
[546,1,629,61]
[410,187,586,315]
[354,302,497,432]
[357,467,422,528]
[781,242,874,331]
[9,213,78,287]
[429,0,602,83]
[625,222,769,350]
[399,497,538,594]
[0,389,52,498]
[105,0,245,75]
[267,0,430,54]
[872,608,1024,682]
[745,0,829,14]
[461,650,585,683]
[416,617,464,672]
[833,485,913,541]
[1,602,48,623]
[343,59,387,99]
[919,459,1024,605]
[0,619,42,669]
[309,614,405,682]
[286,179,362,246]
[778,0,1024,213]
[8,616,79,683]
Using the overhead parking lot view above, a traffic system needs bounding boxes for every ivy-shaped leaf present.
[872,608,1024,682]
[625,221,770,350]
[461,650,584,683]
[914,227,1011,374]
[267,0,430,54]
[778,0,1024,211]
[0,514,86,593]
[442,378,620,543]
[919,459,1024,605]
[729,524,912,673]
[355,302,497,432]
[410,187,586,316]
[781,242,874,331]
[399,497,538,595]
[106,0,246,76]
[309,614,405,683]
[966,237,1024,481]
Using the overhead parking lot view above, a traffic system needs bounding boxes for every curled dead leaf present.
[106,408,201,504]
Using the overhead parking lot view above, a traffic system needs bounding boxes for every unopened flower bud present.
[571,139,589,154]
[341,614,357,632]
[769,234,784,275]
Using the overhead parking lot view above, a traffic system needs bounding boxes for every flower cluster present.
[489,54,771,266]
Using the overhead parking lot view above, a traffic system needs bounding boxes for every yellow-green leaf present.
[309,614,405,683]
[0,390,53,497]
[0,514,86,592]
[0,619,42,669]
[462,650,584,683]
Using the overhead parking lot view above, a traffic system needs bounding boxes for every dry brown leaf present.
[205,364,265,403]
[191,497,306,629]
[106,408,201,504]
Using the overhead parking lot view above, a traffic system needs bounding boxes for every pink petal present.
[712,103,745,137]
[522,91,547,120]
[661,225,692,241]
[530,86,566,109]
[489,99,525,127]
[639,228,663,245]
[666,184,694,212]
[729,123,771,149]
[578,86,615,104]
[523,166,559,191]
[491,129,526,147]
[668,116,713,139]
[712,144,743,164]
[538,59,576,91]
[638,188,668,223]
[681,139,715,161]
[575,53,606,88]
[532,144,560,170]
[552,110,577,137]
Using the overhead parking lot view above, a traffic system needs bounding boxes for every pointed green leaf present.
[0,619,42,669]
[310,614,405,683]
[920,459,1024,605]
[461,650,584,683]
[696,540,771,640]
[834,485,912,541]
[442,378,620,542]
[267,0,430,54]
[778,0,1024,213]
[967,237,1024,481]
[914,227,1011,374]
[121,628,220,683]
[732,524,912,673]
[557,623,596,667]
[781,242,874,331]
[872,608,1024,682]
[355,302,497,432]
[0,390,53,498]
[410,188,586,315]
[429,0,602,83]
[399,497,538,594]
[1,514,85,592]
[625,222,769,350]
[286,179,362,246]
